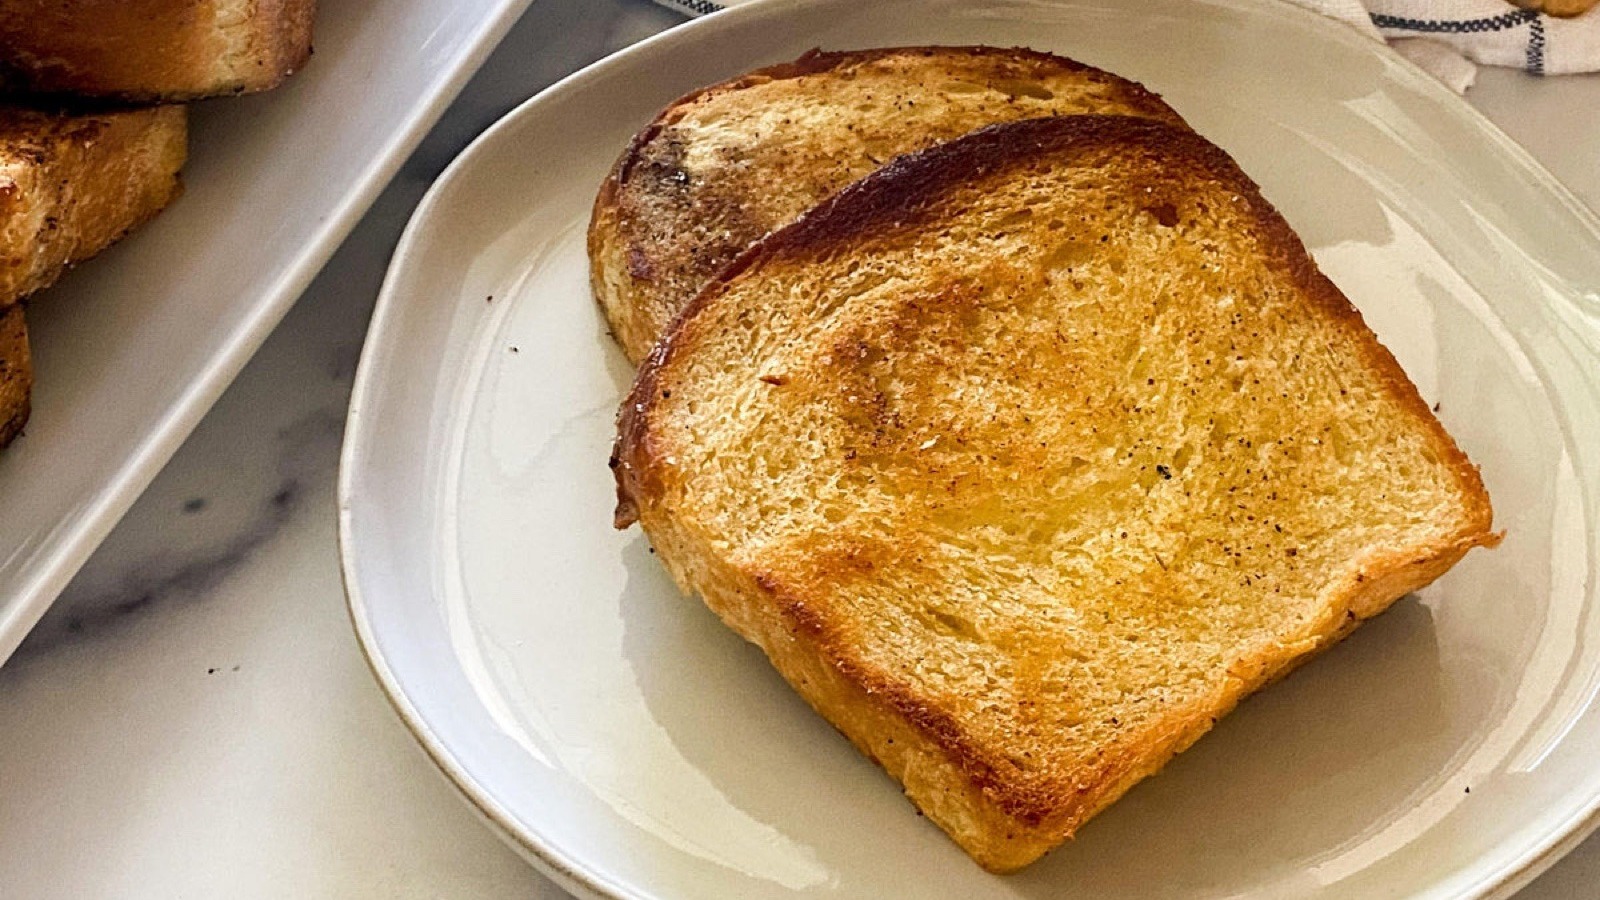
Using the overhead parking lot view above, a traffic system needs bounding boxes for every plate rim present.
[0,0,537,664]
[337,2,1600,897]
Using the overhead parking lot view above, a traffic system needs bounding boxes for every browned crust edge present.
[0,303,30,448]
[240,0,317,96]
[586,45,1185,362]
[0,104,188,305]
[604,45,1176,190]
[614,114,1500,868]
[0,0,315,101]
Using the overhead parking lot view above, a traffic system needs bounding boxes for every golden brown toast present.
[0,102,186,448]
[0,0,315,101]
[0,302,28,446]
[613,116,1499,872]
[0,103,187,305]
[589,45,1186,363]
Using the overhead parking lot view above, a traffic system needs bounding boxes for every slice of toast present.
[0,102,186,449]
[613,116,1499,872]
[0,302,28,446]
[0,103,187,305]
[0,0,315,101]
[589,46,1187,363]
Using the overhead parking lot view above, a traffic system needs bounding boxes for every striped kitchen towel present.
[648,0,1600,92]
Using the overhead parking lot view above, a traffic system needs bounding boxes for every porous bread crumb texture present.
[0,0,314,100]
[0,105,187,304]
[616,116,1497,871]
[590,46,1186,363]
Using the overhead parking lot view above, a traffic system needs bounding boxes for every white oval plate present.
[339,1,1600,897]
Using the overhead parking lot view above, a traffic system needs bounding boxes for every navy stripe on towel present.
[668,0,725,14]
[1370,9,1537,33]
[1527,14,1547,75]
[1372,8,1547,76]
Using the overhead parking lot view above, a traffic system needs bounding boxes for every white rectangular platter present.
[0,0,534,661]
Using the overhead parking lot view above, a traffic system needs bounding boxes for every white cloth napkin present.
[649,0,1600,92]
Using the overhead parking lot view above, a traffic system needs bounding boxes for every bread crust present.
[614,115,1499,871]
[0,103,186,450]
[589,45,1186,364]
[0,0,315,101]
[0,301,28,447]
[0,103,187,305]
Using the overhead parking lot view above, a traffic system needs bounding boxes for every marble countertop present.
[1,1,1597,897]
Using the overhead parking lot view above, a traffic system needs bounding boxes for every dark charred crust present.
[748,44,1098,83]
[612,113,669,188]
[608,449,639,528]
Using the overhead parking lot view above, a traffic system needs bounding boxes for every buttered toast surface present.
[589,45,1185,363]
[612,115,1497,872]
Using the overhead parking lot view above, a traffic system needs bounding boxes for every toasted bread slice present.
[613,116,1499,872]
[590,46,1186,363]
[0,103,185,449]
[0,302,28,446]
[0,0,315,101]
[0,104,187,305]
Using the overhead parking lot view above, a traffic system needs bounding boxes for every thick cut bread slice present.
[589,45,1186,363]
[613,116,1499,872]
[0,104,187,305]
[0,302,28,446]
[0,0,315,101]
